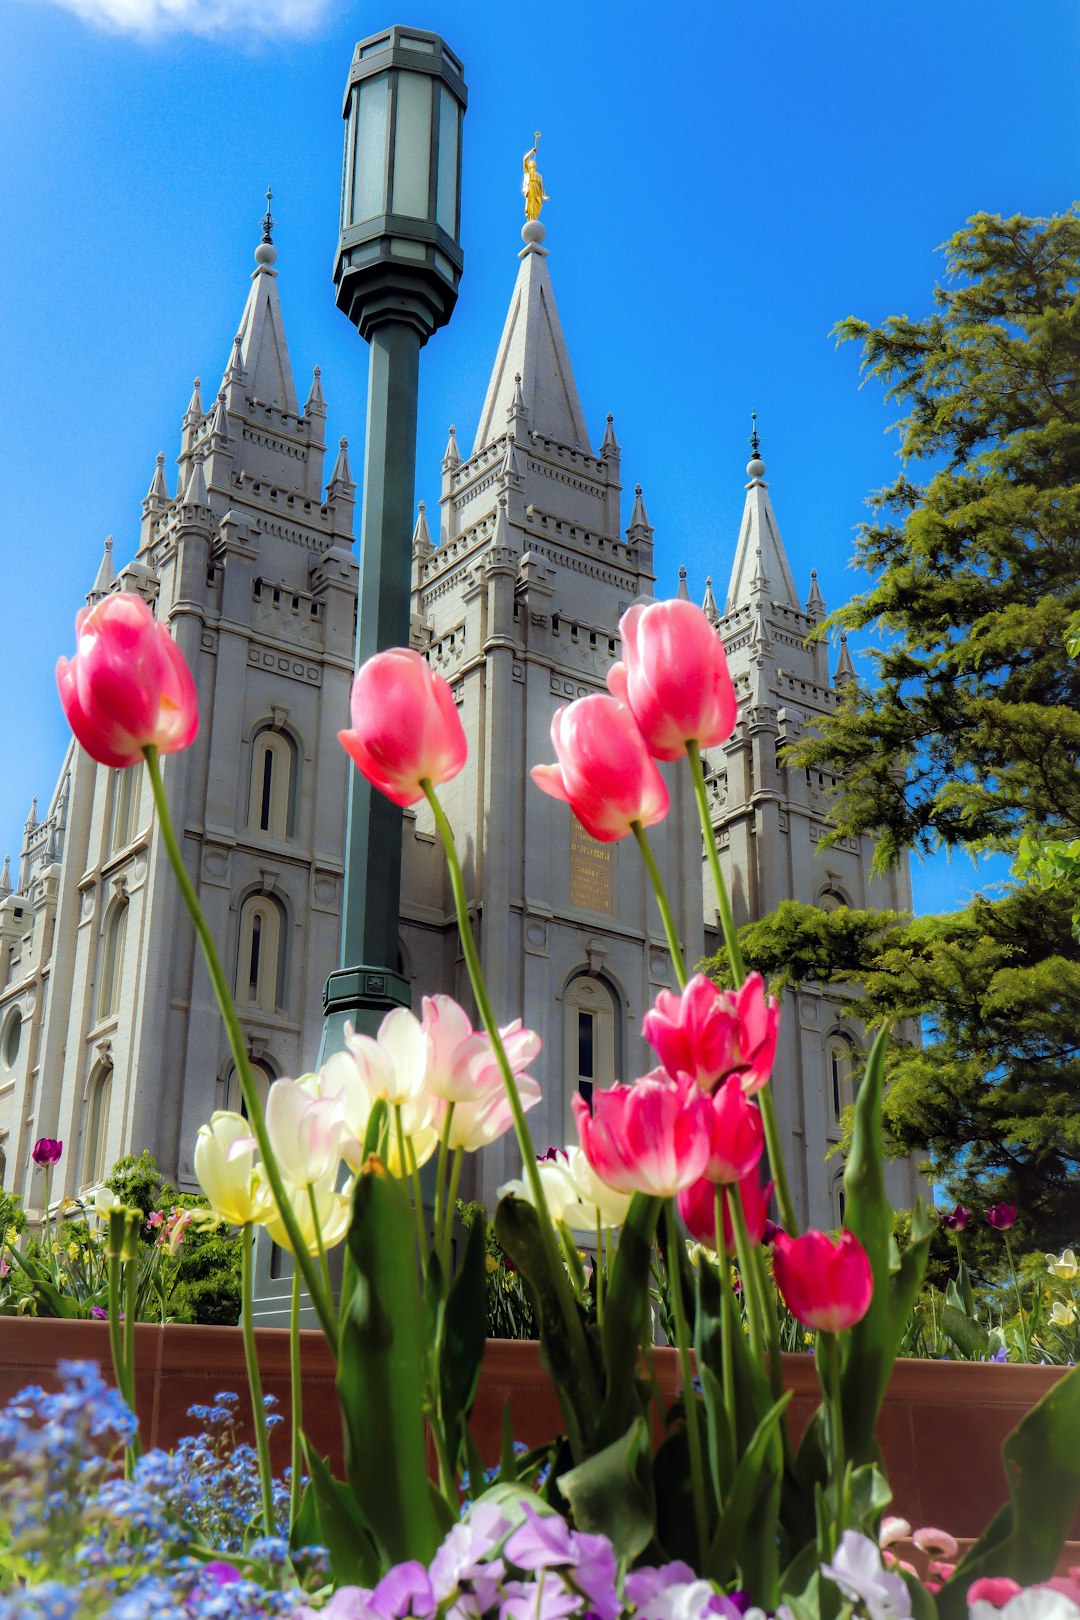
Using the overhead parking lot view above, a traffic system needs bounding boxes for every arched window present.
[236,894,286,1014]
[833,1171,847,1227]
[82,1063,113,1185]
[224,1060,272,1118]
[818,886,849,914]
[0,1142,7,1188]
[247,728,297,840]
[97,902,128,1022]
[828,1034,856,1126]
[112,769,140,851]
[564,975,618,1128]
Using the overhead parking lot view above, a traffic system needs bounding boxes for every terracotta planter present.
[0,1321,1076,1544]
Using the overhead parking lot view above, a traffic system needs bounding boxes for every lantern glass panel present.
[435,85,460,239]
[351,72,389,224]
[391,70,433,220]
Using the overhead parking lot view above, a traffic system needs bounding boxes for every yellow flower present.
[51,1243,60,1257]
[66,1242,79,1262]
[5,1226,18,1245]
[1050,1301,1077,1327]
[484,1253,499,1275]
[1046,1249,1078,1280]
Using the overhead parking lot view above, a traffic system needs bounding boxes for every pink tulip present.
[772,1228,873,1333]
[985,1202,1017,1230]
[967,1580,1022,1608]
[572,1071,712,1197]
[702,1076,764,1184]
[338,648,467,808]
[678,1172,774,1249]
[56,592,198,769]
[607,599,737,762]
[643,972,780,1095]
[31,1138,63,1167]
[531,694,669,843]
[421,995,542,1104]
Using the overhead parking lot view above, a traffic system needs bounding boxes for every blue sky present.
[1,0,1075,914]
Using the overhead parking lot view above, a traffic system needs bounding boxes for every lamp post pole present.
[322,26,467,1050]
[253,28,466,1323]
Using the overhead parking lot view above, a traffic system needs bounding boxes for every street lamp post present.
[253,28,466,1323]
[323,26,467,1050]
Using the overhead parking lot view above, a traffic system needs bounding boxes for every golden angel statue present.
[522,132,549,222]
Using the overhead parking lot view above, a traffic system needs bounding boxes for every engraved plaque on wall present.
[569,823,613,914]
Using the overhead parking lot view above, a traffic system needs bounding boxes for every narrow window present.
[82,1065,113,1186]
[237,897,284,1015]
[564,975,618,1134]
[259,750,274,832]
[97,903,128,1021]
[247,729,296,840]
[248,913,263,1000]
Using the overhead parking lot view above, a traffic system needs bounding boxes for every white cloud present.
[26,0,333,38]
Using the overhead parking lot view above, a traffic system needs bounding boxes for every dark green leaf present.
[557,1416,654,1563]
[293,1444,380,1587]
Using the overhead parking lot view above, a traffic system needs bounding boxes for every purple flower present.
[567,1530,619,1620]
[538,1148,568,1163]
[940,1204,970,1232]
[31,1138,62,1167]
[762,1220,782,1246]
[370,1561,436,1620]
[201,1561,242,1586]
[986,1203,1017,1231]
[431,1502,511,1605]
[90,1307,108,1320]
[625,1565,698,1608]
[499,1577,580,1620]
[504,1504,577,1570]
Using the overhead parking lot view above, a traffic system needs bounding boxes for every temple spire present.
[87,536,115,605]
[146,452,169,502]
[412,500,433,557]
[835,632,856,686]
[677,565,690,601]
[725,432,799,614]
[230,197,298,414]
[442,424,461,471]
[471,222,591,455]
[702,576,719,625]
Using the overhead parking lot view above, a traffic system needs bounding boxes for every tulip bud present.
[643,973,779,1095]
[531,694,669,842]
[193,1112,275,1227]
[56,592,198,768]
[702,1077,764,1184]
[940,1204,969,1232]
[985,1203,1017,1230]
[31,1138,63,1167]
[772,1228,873,1332]
[607,599,737,761]
[572,1071,712,1197]
[338,648,467,807]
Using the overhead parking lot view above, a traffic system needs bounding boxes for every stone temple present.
[0,210,920,1232]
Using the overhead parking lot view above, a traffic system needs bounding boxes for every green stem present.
[43,1165,56,1288]
[1004,1233,1029,1359]
[714,1188,735,1438]
[594,1209,604,1328]
[726,1184,765,1365]
[444,1146,464,1267]
[289,1267,302,1529]
[305,1181,332,1302]
[820,1329,848,1543]
[122,1223,141,1460]
[631,822,687,990]
[757,1088,799,1238]
[395,1105,428,1265]
[423,781,599,1429]
[687,739,745,985]
[664,1200,708,1566]
[105,1215,133,1476]
[143,746,338,1346]
[241,1223,277,1536]
[433,1102,455,1270]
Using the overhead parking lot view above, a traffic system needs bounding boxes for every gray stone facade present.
[0,219,920,1229]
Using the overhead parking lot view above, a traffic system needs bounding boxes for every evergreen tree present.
[726,209,1080,1252]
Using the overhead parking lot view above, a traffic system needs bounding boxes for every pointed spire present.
[184,377,203,425]
[231,192,297,414]
[25,797,38,833]
[305,365,326,416]
[87,535,115,605]
[209,391,230,447]
[471,235,592,454]
[626,484,653,540]
[224,334,245,386]
[834,632,856,686]
[677,565,690,601]
[501,436,524,486]
[600,413,620,459]
[702,576,719,625]
[146,453,169,502]
[327,437,353,494]
[182,452,209,509]
[725,436,799,614]
[806,568,826,617]
[0,856,12,898]
[442,423,461,471]
[412,500,433,557]
[492,489,512,551]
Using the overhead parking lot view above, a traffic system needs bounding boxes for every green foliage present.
[457,1198,538,1340]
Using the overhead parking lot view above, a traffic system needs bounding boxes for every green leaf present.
[939,1301,990,1360]
[937,1363,1080,1619]
[596,1193,659,1448]
[494,1194,599,1457]
[337,1164,443,1566]
[439,1209,488,1471]
[705,1390,792,1584]
[293,1444,381,1587]
[557,1416,654,1562]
